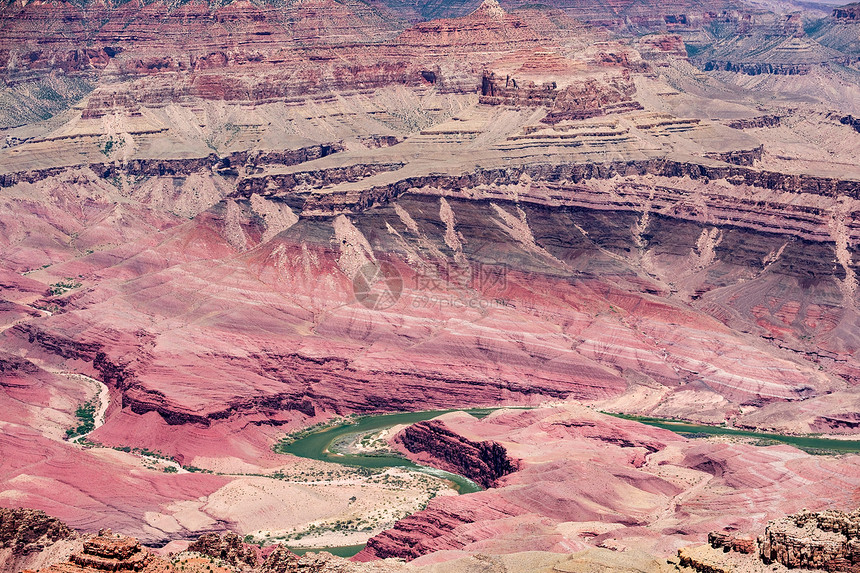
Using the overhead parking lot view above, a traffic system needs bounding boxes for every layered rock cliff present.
[395,420,518,488]
[0,508,75,556]
[834,3,860,20]
[760,509,860,571]
[479,69,643,122]
[0,143,344,189]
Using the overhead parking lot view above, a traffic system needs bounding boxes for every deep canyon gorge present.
[2,0,860,570]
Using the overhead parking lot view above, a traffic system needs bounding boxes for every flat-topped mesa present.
[834,3,860,19]
[66,530,153,572]
[760,509,860,570]
[637,34,688,60]
[22,529,175,573]
[394,0,541,52]
[479,69,642,123]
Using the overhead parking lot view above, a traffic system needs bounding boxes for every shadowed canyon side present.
[2,0,860,569]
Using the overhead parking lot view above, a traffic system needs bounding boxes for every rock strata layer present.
[760,509,860,571]
[0,508,75,556]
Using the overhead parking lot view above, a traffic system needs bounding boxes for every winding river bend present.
[278,408,501,557]
[280,408,860,557]
[279,408,503,493]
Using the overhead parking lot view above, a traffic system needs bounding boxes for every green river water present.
[609,413,860,454]
[278,408,503,493]
[278,408,499,557]
[287,544,368,558]
[278,409,860,557]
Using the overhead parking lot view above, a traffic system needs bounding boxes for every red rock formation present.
[0,0,859,558]
[395,0,541,51]
[3,150,855,492]
[357,492,530,561]
[707,531,755,554]
[187,533,259,568]
[0,508,75,556]
[258,545,300,573]
[637,34,687,58]
[0,0,567,114]
[760,509,860,570]
[394,420,518,488]
[479,67,642,123]
[0,409,229,542]
[261,548,404,573]
[0,0,401,79]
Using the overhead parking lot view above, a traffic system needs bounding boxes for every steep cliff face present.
[0,143,344,188]
[707,531,755,554]
[0,0,567,120]
[0,0,403,80]
[395,420,518,488]
[286,158,860,217]
[760,509,860,570]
